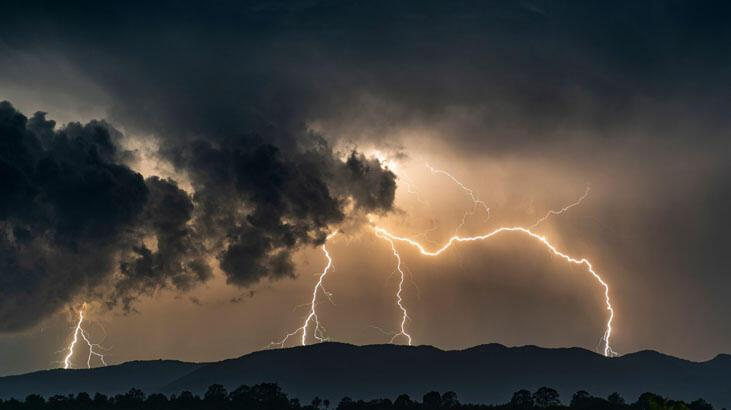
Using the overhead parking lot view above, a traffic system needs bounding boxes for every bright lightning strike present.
[62,303,108,369]
[375,165,612,355]
[529,186,591,229]
[375,231,413,345]
[270,158,614,357]
[270,232,337,348]
[373,225,617,357]
[426,163,490,234]
[400,172,430,207]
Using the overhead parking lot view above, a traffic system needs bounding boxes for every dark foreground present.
[0,382,721,410]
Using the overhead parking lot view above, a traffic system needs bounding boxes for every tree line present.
[0,383,722,410]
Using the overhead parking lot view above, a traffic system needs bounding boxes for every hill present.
[0,360,201,399]
[1,343,729,408]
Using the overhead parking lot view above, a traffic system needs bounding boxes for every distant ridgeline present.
[0,383,723,410]
[1,343,729,408]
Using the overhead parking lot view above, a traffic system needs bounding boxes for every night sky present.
[1,1,730,375]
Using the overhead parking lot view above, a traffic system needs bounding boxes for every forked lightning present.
[270,161,617,358]
[375,231,413,345]
[59,164,616,361]
[270,232,337,348]
[373,225,617,357]
[62,303,108,369]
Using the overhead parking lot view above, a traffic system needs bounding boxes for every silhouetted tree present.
[2,398,20,410]
[607,393,625,407]
[77,393,92,405]
[248,382,291,410]
[116,388,145,409]
[91,393,108,409]
[229,384,251,407]
[369,399,394,409]
[510,389,534,409]
[690,399,715,410]
[145,393,169,410]
[0,383,719,410]
[204,383,228,407]
[635,392,666,410]
[441,392,459,409]
[423,392,442,410]
[337,397,355,410]
[533,387,560,408]
[46,395,68,410]
[23,395,44,410]
[570,391,590,408]
[668,400,692,410]
[173,390,200,410]
[394,394,415,410]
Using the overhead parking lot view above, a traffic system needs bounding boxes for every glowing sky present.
[1,1,730,375]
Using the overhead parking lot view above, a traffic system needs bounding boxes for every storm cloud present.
[0,100,396,331]
[169,135,395,287]
[0,0,730,363]
[0,101,149,330]
[3,2,730,150]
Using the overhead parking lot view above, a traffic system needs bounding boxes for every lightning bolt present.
[529,186,591,229]
[62,303,108,369]
[270,232,337,348]
[375,231,413,345]
[269,159,615,357]
[426,163,490,234]
[373,225,617,357]
[400,172,430,207]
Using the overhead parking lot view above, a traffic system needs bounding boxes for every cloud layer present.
[0,0,730,362]
[0,100,396,332]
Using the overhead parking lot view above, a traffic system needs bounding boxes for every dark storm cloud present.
[170,135,395,287]
[0,99,397,330]
[1,0,731,360]
[3,0,410,296]
[113,176,211,312]
[3,1,730,151]
[0,101,209,331]
[1,0,411,328]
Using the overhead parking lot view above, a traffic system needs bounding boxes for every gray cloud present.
[3,1,729,154]
[0,98,397,331]
[0,101,191,331]
[1,0,730,361]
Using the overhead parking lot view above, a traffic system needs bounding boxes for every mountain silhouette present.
[0,360,201,399]
[1,343,729,408]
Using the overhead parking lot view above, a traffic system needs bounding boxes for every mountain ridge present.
[1,343,729,408]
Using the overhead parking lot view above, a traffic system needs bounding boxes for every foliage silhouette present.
[0,383,724,410]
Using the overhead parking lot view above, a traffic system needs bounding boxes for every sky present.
[1,0,730,375]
